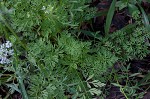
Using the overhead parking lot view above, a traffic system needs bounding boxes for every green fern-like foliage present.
[1,0,150,98]
[99,26,150,62]
[82,47,118,76]
[28,73,66,99]
[58,32,91,69]
[27,31,112,98]
[27,38,62,71]
[5,0,96,39]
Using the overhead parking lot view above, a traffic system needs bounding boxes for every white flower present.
[5,41,12,48]
[0,41,14,64]
[42,5,54,14]
[42,6,46,10]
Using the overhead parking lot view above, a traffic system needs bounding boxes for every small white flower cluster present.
[41,5,54,14]
[0,41,14,64]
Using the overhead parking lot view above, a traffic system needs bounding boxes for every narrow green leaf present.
[87,83,91,88]
[138,4,150,31]
[80,30,101,40]
[128,3,138,15]
[129,73,141,77]
[89,88,102,95]
[116,1,127,10]
[6,84,21,93]
[87,74,94,81]
[104,0,116,35]
[95,10,107,17]
[112,83,122,87]
[139,72,150,84]
[120,23,137,32]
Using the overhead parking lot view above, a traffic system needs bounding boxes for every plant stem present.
[1,14,28,51]
[74,69,91,99]
[17,72,28,99]
[14,50,28,99]
[1,13,29,99]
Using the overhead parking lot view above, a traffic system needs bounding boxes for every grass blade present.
[95,10,107,17]
[121,23,137,32]
[80,30,101,40]
[138,4,150,31]
[104,0,116,36]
